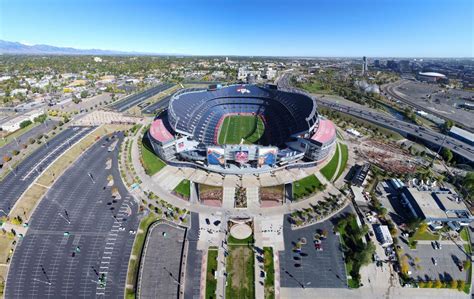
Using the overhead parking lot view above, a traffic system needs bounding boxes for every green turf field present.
[218,115,265,145]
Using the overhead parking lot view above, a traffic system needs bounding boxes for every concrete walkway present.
[130,130,347,219]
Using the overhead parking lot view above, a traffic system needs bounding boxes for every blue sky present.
[1,0,472,57]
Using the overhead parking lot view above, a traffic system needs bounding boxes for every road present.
[109,83,175,112]
[278,73,474,164]
[142,94,174,115]
[0,119,59,158]
[183,212,202,299]
[6,133,139,298]
[0,126,95,214]
[142,87,204,115]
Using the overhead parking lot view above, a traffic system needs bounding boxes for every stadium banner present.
[175,137,199,153]
[207,147,226,166]
[258,147,277,166]
[234,151,249,164]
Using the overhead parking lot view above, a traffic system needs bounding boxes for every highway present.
[278,73,474,164]
[6,133,139,298]
[0,126,95,213]
[109,83,175,112]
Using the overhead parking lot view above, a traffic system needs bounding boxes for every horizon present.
[1,40,473,59]
[1,0,473,58]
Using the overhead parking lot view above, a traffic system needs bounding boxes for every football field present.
[218,115,265,144]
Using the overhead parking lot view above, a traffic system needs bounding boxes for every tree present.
[442,119,454,133]
[441,148,453,163]
[463,259,471,270]
[400,255,410,275]
[2,155,11,163]
[80,91,89,99]
[19,120,32,129]
[434,279,442,288]
[418,222,428,233]
[457,280,465,291]
[33,114,47,123]
[463,172,474,200]
[450,279,458,289]
[72,94,81,104]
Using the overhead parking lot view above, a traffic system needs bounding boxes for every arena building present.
[147,84,336,174]
[417,72,448,84]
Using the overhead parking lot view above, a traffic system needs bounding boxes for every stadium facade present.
[148,84,336,174]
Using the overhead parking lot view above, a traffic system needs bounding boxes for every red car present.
[315,243,323,251]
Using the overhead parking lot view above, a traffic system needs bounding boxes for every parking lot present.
[6,134,139,298]
[279,207,349,289]
[399,240,469,283]
[0,126,94,213]
[138,221,186,299]
[392,80,474,129]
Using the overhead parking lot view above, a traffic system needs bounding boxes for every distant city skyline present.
[1,0,473,57]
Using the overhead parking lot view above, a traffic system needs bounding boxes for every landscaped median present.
[205,247,218,299]
[226,235,255,299]
[263,247,275,299]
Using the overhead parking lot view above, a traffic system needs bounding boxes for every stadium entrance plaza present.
[129,130,356,297]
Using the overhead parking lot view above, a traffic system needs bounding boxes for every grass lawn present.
[320,143,340,181]
[228,234,254,245]
[409,228,439,241]
[174,179,191,199]
[335,143,349,181]
[225,243,255,299]
[299,81,334,94]
[292,174,324,200]
[460,227,470,242]
[0,123,39,147]
[218,115,264,144]
[141,135,166,176]
[125,214,160,298]
[206,248,218,299]
[263,247,275,299]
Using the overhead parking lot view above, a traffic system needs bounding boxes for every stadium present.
[147,84,336,174]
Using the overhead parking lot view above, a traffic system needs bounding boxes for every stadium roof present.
[418,72,446,78]
[150,118,173,143]
[311,119,336,144]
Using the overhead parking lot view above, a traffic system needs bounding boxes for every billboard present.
[258,147,277,166]
[207,147,225,165]
[234,151,249,164]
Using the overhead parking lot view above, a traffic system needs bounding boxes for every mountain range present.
[0,40,170,56]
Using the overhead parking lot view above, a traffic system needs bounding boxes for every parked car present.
[432,257,437,265]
